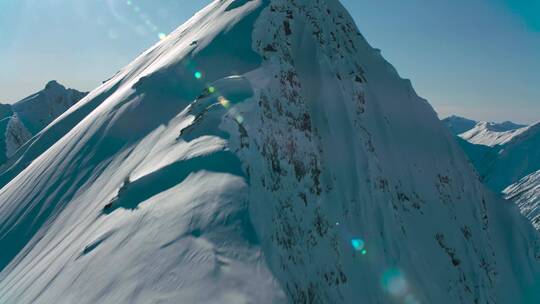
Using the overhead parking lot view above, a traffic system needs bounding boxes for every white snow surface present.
[1,1,540,303]
[505,170,540,230]
[460,121,530,147]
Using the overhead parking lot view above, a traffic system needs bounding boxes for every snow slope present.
[460,121,529,147]
[0,81,87,168]
[1,1,539,303]
[447,118,539,193]
[451,120,540,230]
[504,170,540,230]
[478,123,540,192]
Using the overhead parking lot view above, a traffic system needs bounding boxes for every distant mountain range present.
[443,115,540,230]
[442,115,528,146]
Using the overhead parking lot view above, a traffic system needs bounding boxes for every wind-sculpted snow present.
[0,0,539,303]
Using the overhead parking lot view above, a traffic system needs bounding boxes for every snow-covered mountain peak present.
[11,80,87,134]
[459,120,530,147]
[0,1,539,303]
[0,81,87,169]
[474,122,540,192]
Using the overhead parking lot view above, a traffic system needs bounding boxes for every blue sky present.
[0,0,538,123]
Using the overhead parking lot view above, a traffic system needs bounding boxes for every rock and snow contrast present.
[1,0,539,303]
[443,116,540,230]
[0,81,87,167]
[504,170,540,230]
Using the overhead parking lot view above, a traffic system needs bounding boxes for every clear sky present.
[1,0,538,123]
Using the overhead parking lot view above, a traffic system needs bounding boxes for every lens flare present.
[208,86,216,93]
[158,33,167,40]
[351,238,365,251]
[194,71,203,79]
[382,269,408,297]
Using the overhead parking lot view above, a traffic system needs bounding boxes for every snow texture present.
[505,170,540,230]
[0,1,539,303]
[460,121,530,147]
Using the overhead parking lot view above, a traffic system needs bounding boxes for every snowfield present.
[1,0,539,303]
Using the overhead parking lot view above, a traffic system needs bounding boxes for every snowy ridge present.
[0,0,539,303]
[0,81,87,169]
[480,122,540,192]
[460,121,529,147]
[452,119,540,230]
[504,170,540,230]
[449,119,539,193]
[12,80,87,134]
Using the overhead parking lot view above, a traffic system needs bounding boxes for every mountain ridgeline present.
[443,116,540,233]
[0,81,87,167]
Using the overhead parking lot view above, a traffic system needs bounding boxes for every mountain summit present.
[459,121,529,147]
[0,1,539,303]
[0,81,86,166]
